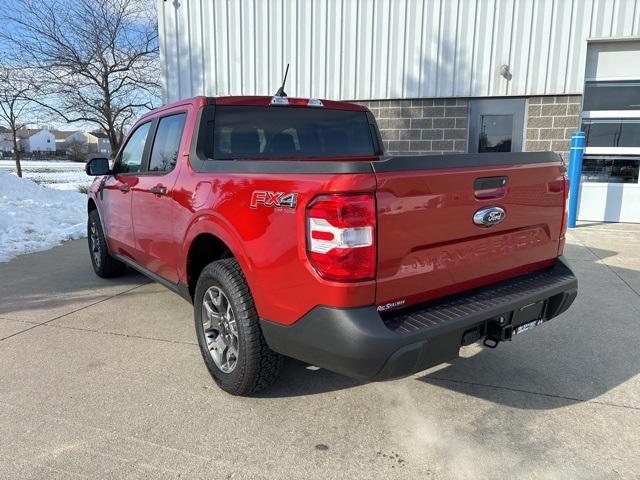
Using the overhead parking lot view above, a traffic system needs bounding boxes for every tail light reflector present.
[558,175,570,255]
[560,175,570,238]
[306,194,376,282]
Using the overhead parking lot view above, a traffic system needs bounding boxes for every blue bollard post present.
[567,131,586,229]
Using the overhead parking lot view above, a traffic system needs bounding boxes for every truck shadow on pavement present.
[417,246,640,410]
[0,241,147,321]
[0,269,147,321]
[256,358,366,398]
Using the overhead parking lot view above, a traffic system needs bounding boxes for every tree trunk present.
[108,130,119,157]
[12,131,22,178]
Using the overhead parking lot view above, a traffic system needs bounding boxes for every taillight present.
[560,175,570,238]
[306,194,376,282]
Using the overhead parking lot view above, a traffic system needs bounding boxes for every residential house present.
[0,133,13,154]
[91,131,112,156]
[51,130,97,153]
[52,130,74,153]
[16,129,55,153]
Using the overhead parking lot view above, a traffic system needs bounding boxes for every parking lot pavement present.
[1,225,639,480]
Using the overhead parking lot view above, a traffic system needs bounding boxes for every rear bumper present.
[260,256,577,381]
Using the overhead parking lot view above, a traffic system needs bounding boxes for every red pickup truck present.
[85,95,577,395]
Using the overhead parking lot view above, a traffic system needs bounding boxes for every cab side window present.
[117,122,151,174]
[148,113,186,172]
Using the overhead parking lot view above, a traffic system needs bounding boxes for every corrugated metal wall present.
[158,0,640,103]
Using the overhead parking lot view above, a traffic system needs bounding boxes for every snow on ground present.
[0,170,88,262]
[0,159,91,190]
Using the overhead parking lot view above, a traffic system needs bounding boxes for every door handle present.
[118,184,130,192]
[149,185,167,196]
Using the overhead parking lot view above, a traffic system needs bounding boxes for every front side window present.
[118,122,151,173]
[149,113,186,172]
[210,106,375,159]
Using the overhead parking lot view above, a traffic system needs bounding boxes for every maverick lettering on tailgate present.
[406,229,547,273]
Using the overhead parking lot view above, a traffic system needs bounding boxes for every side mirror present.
[85,157,111,176]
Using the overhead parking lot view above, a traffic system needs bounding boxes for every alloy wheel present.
[201,286,239,373]
[89,221,101,268]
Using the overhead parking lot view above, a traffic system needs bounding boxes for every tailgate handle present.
[474,176,507,200]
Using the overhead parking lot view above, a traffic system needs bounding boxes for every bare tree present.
[0,0,160,155]
[0,67,33,177]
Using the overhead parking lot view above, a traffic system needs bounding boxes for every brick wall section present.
[356,99,469,155]
[357,95,580,158]
[525,95,582,160]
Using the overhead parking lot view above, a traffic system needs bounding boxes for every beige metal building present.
[158,0,640,222]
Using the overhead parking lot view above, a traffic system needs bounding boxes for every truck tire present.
[194,258,283,395]
[87,209,127,278]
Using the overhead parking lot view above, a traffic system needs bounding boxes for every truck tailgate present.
[372,153,567,309]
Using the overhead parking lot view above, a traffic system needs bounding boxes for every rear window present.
[210,106,375,159]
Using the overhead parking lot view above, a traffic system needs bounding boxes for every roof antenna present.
[275,64,289,97]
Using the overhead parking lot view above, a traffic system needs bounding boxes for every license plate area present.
[513,319,544,336]
[512,299,546,335]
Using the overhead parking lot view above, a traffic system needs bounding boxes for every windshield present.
[210,106,376,159]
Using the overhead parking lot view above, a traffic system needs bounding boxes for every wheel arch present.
[182,215,255,301]
[186,233,233,299]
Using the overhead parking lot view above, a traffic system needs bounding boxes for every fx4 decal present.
[250,191,298,210]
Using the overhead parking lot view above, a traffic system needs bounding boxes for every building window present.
[479,115,513,152]
[468,98,525,153]
[580,70,640,176]
[583,81,640,111]
[582,156,640,184]
[583,119,640,148]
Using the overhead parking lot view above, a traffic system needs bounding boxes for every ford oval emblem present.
[473,206,506,227]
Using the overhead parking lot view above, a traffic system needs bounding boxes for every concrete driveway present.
[1,224,639,479]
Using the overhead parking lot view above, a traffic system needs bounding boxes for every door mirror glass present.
[85,157,110,176]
